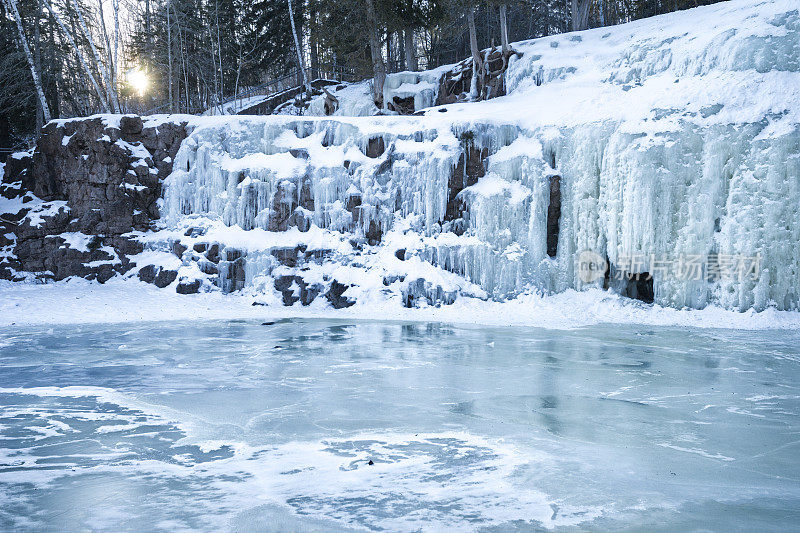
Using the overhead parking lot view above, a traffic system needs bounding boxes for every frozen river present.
[1,319,799,531]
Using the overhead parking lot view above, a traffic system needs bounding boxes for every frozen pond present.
[1,319,799,531]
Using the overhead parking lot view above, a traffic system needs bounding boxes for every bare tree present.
[44,0,111,112]
[287,0,310,96]
[70,0,120,111]
[572,0,591,31]
[404,27,416,71]
[3,0,52,121]
[499,4,510,55]
[364,0,385,107]
[467,6,482,100]
[167,0,173,112]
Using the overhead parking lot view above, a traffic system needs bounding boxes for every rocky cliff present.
[1,115,188,282]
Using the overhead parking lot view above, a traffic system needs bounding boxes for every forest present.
[2,0,726,149]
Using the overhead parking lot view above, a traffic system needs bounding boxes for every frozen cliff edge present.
[157,0,800,311]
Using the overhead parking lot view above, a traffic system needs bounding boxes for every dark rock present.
[154,269,178,288]
[198,259,218,275]
[326,280,355,309]
[274,274,301,292]
[300,283,323,306]
[272,247,299,267]
[119,115,144,135]
[395,248,406,261]
[619,272,654,304]
[184,226,205,237]
[206,243,220,263]
[193,243,208,253]
[366,136,385,158]
[171,240,187,258]
[7,115,188,282]
[383,275,404,286]
[275,275,303,306]
[388,95,416,115]
[366,220,382,245]
[445,136,487,223]
[298,177,314,211]
[546,175,561,258]
[138,264,157,284]
[268,180,298,231]
[94,265,116,284]
[304,249,329,264]
[176,278,201,294]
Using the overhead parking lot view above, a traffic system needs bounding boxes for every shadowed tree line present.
[1,0,727,148]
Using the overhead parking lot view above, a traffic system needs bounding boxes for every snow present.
[203,93,275,116]
[54,232,92,253]
[2,277,800,331]
[306,82,379,117]
[218,152,306,180]
[20,200,69,227]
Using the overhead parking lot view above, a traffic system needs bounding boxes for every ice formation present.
[158,0,800,311]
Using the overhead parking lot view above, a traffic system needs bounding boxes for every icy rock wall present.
[161,113,800,311]
[160,0,800,311]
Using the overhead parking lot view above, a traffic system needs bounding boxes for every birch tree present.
[3,0,51,121]
[287,0,309,96]
[44,0,111,112]
[70,0,120,111]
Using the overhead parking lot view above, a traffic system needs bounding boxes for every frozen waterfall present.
[158,0,800,311]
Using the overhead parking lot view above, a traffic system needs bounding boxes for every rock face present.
[1,115,188,282]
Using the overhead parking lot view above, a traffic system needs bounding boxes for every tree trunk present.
[71,0,119,112]
[309,0,319,79]
[4,0,52,122]
[404,27,416,71]
[287,0,310,96]
[499,4,510,55]
[45,0,110,112]
[97,0,114,92]
[34,0,44,129]
[113,0,119,102]
[364,0,385,107]
[167,0,173,112]
[467,7,482,100]
[571,0,591,32]
[214,0,224,107]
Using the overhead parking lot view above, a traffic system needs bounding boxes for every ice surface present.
[1,320,799,530]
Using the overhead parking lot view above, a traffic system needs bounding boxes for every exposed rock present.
[546,175,561,258]
[326,280,355,309]
[171,240,188,258]
[138,264,157,284]
[4,115,188,282]
[176,278,202,294]
[366,136,385,158]
[154,269,178,288]
[387,96,415,115]
[445,134,487,226]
